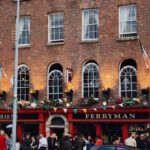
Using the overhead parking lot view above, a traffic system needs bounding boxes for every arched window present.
[83,61,99,98]
[119,59,137,98]
[48,63,63,99]
[17,65,29,100]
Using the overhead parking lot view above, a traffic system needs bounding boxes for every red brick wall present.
[0,0,150,103]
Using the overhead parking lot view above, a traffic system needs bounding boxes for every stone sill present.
[18,44,31,49]
[80,39,99,44]
[46,42,64,46]
[116,36,139,42]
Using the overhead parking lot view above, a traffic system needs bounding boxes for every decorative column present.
[122,124,128,141]
[39,113,45,136]
[68,111,74,136]
[17,124,22,142]
[96,123,102,137]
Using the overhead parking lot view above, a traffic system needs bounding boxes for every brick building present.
[0,0,150,143]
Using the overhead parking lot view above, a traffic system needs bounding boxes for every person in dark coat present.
[74,134,86,150]
[61,135,72,150]
[47,133,58,150]
[22,133,31,150]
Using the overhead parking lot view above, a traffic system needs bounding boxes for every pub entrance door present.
[102,123,122,144]
[75,123,96,138]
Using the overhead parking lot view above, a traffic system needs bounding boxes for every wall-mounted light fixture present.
[66,68,72,83]
[65,81,73,102]
[0,91,6,101]
[30,90,39,101]
[102,88,111,100]
[141,87,149,105]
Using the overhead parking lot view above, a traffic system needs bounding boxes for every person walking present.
[0,130,7,150]
[30,136,38,150]
[47,133,58,150]
[38,134,47,150]
[22,133,32,150]
[74,134,86,150]
[61,135,72,150]
[124,133,137,149]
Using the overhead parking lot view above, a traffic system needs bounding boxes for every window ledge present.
[80,39,99,44]
[116,36,139,42]
[18,44,31,48]
[46,42,64,46]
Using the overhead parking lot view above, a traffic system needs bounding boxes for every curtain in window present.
[84,11,89,39]
[120,5,136,34]
[19,17,24,38]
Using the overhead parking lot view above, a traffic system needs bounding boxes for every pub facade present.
[0,0,150,143]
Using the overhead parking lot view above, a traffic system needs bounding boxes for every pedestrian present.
[16,138,21,150]
[47,132,58,150]
[74,134,86,150]
[0,129,7,150]
[124,133,137,149]
[61,135,72,150]
[111,135,121,145]
[5,134,12,150]
[38,134,47,150]
[137,134,149,150]
[30,136,38,150]
[95,136,103,146]
[86,136,94,150]
[22,133,32,150]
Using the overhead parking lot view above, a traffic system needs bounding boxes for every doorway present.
[51,128,64,139]
[102,123,122,144]
[75,123,96,138]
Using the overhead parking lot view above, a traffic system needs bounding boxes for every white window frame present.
[48,12,64,43]
[119,4,137,38]
[17,64,29,101]
[82,9,99,41]
[119,65,137,98]
[48,70,63,100]
[82,62,99,98]
[18,16,30,46]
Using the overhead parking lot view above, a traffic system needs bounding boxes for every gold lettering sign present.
[85,113,136,119]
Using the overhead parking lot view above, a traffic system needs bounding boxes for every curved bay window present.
[17,65,29,100]
[83,61,99,98]
[48,63,63,99]
[119,59,137,98]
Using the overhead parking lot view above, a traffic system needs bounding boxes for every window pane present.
[49,13,64,42]
[48,70,63,99]
[19,16,30,45]
[120,66,137,98]
[82,9,99,40]
[119,5,137,37]
[83,63,99,98]
[17,65,29,100]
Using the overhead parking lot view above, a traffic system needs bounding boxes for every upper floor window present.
[48,63,63,99]
[17,64,29,101]
[82,9,99,40]
[19,16,30,45]
[119,59,137,98]
[119,5,137,38]
[82,61,99,98]
[48,12,64,43]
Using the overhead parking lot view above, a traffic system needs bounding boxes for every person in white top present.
[38,134,47,150]
[124,133,137,148]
